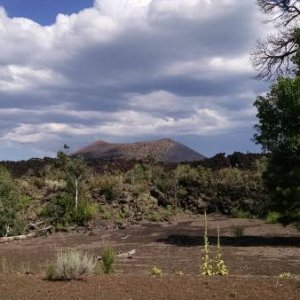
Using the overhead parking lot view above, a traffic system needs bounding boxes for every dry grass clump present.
[46,250,95,280]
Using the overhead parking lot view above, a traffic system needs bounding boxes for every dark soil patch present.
[0,274,299,300]
[0,214,300,298]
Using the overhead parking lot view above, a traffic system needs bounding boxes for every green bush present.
[76,200,97,225]
[126,164,145,184]
[46,250,95,280]
[232,209,252,219]
[265,211,282,224]
[101,247,116,274]
[90,175,120,201]
[0,166,23,237]
[174,165,199,185]
[41,194,97,227]
[131,183,148,197]
[147,212,162,222]
[99,205,113,220]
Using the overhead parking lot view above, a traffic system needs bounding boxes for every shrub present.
[101,247,116,274]
[0,166,23,237]
[90,175,121,201]
[76,200,97,225]
[174,165,199,186]
[126,164,145,184]
[99,205,113,220]
[46,250,95,280]
[265,211,281,224]
[232,209,252,219]
[131,183,148,197]
[147,212,162,222]
[42,194,97,227]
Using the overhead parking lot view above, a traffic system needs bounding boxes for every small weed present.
[278,272,294,280]
[150,266,163,276]
[101,247,116,274]
[232,226,245,237]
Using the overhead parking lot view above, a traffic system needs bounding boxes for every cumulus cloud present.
[0,0,268,159]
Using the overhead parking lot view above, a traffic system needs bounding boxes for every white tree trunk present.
[75,178,78,211]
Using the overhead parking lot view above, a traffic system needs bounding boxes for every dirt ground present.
[1,214,300,299]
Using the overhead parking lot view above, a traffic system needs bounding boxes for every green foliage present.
[101,247,116,274]
[42,194,96,227]
[265,211,282,224]
[126,164,146,184]
[98,205,113,220]
[232,209,252,219]
[46,250,95,280]
[76,200,97,225]
[90,174,121,201]
[147,211,162,222]
[43,149,96,227]
[174,165,199,186]
[254,77,300,153]
[0,166,23,237]
[131,182,148,197]
[254,36,300,224]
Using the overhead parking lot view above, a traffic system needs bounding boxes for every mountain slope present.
[73,138,205,162]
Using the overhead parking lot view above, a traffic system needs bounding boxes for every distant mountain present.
[73,138,205,163]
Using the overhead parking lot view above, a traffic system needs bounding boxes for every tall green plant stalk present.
[200,211,213,275]
[214,226,229,276]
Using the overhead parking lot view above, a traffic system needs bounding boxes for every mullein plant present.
[214,226,229,276]
[200,211,214,275]
[200,212,229,276]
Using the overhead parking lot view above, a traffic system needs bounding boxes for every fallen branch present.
[0,233,36,243]
[117,249,136,258]
[0,225,54,243]
[96,249,136,261]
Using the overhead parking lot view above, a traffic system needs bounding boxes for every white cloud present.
[0,0,267,158]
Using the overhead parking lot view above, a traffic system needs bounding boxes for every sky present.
[0,0,272,160]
